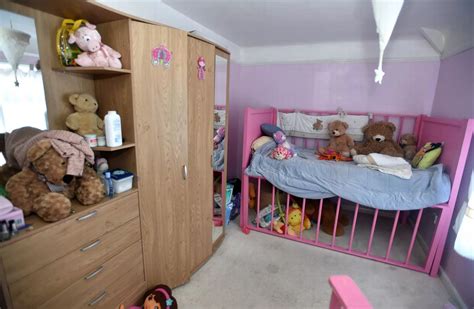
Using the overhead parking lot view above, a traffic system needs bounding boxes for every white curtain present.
[0,62,48,133]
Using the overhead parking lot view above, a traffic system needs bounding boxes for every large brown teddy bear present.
[65,93,104,136]
[6,140,105,222]
[351,121,403,157]
[318,120,354,158]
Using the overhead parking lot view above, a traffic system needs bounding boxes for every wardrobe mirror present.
[212,53,228,243]
[0,10,48,164]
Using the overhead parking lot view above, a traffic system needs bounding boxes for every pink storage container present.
[0,207,25,228]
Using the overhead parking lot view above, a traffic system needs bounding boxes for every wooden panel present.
[96,19,131,70]
[11,218,141,308]
[187,37,215,272]
[52,66,131,75]
[0,0,96,130]
[39,241,143,309]
[0,192,139,284]
[130,21,189,288]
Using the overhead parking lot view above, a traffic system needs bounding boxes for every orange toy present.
[249,182,256,208]
[318,149,352,162]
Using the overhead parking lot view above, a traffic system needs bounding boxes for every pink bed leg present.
[348,204,359,251]
[270,185,275,232]
[299,198,307,239]
[256,178,261,229]
[405,209,423,264]
[366,209,379,256]
[328,275,372,309]
[315,199,323,243]
[385,211,400,260]
[331,198,341,247]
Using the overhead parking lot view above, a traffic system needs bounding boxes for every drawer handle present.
[183,164,188,180]
[84,266,104,280]
[80,239,101,252]
[88,291,107,306]
[77,210,98,222]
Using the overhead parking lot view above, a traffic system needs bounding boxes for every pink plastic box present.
[0,207,25,228]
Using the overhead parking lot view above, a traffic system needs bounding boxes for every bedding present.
[245,141,451,211]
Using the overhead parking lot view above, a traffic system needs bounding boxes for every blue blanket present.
[245,142,451,210]
[213,141,225,171]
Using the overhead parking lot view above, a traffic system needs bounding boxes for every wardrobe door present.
[187,37,215,272]
[130,21,189,288]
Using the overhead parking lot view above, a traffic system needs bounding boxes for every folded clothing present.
[353,153,412,179]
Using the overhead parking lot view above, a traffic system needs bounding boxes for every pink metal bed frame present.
[240,107,473,276]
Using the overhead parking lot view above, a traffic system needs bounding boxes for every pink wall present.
[431,48,474,307]
[228,60,440,178]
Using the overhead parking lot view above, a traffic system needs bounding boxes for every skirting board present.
[415,232,468,309]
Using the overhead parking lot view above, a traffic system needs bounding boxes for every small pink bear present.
[68,22,122,69]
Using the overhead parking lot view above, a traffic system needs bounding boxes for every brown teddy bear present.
[399,133,417,161]
[351,121,403,157]
[5,140,105,222]
[65,93,104,136]
[318,120,354,158]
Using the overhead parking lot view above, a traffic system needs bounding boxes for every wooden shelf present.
[92,142,135,152]
[53,66,132,76]
[0,188,138,247]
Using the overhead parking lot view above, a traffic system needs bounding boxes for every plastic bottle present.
[104,171,115,198]
[104,111,122,147]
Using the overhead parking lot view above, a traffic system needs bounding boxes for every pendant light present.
[0,25,31,87]
[371,0,404,84]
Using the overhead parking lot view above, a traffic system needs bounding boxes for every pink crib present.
[240,107,473,276]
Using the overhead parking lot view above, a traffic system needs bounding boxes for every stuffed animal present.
[5,139,104,222]
[351,121,403,157]
[318,120,354,158]
[65,93,104,136]
[399,133,417,161]
[271,131,296,160]
[68,22,122,68]
[120,284,177,309]
[297,198,349,237]
[213,127,225,149]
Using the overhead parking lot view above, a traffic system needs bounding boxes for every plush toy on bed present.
[68,22,122,68]
[399,133,417,161]
[270,130,296,160]
[318,120,354,158]
[351,121,403,157]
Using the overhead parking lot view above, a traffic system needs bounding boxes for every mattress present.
[245,141,451,211]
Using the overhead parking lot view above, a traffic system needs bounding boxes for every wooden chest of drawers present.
[0,190,145,309]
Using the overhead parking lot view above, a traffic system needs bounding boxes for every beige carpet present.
[174,221,453,308]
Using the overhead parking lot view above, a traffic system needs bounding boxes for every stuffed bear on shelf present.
[351,121,403,157]
[4,129,105,222]
[65,93,104,136]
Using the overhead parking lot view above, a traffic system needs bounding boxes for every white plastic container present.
[104,111,122,147]
[110,169,134,193]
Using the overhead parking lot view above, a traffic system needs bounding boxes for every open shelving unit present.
[52,66,131,76]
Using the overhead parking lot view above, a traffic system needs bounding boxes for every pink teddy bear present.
[68,22,122,69]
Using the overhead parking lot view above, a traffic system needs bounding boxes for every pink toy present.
[68,22,122,68]
[272,130,296,158]
[328,275,372,309]
[213,126,225,146]
[270,145,292,160]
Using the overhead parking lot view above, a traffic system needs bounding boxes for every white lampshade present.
[0,27,30,86]
[371,0,404,84]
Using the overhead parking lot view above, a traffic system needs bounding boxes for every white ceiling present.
[163,0,473,48]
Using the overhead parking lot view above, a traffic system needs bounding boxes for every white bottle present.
[104,111,123,147]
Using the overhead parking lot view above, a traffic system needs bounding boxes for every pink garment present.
[5,127,94,176]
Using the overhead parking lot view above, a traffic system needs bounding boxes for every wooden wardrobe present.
[0,0,230,306]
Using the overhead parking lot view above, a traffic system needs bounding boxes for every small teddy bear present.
[6,139,105,222]
[318,120,354,158]
[399,133,417,161]
[66,93,104,136]
[68,22,122,68]
[351,121,403,157]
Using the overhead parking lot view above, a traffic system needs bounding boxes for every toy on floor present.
[318,120,354,158]
[351,121,403,157]
[68,22,122,68]
[273,202,311,236]
[6,137,104,222]
[399,133,417,161]
[120,284,177,309]
[248,182,256,208]
[66,93,104,136]
[303,199,349,237]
